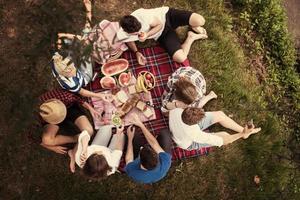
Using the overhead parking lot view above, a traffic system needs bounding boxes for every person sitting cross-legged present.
[169,107,261,150]
[161,67,217,114]
[125,114,173,184]
[39,89,97,154]
[51,52,113,102]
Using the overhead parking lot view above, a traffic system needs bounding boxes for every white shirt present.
[117,7,169,42]
[75,131,122,176]
[169,108,223,149]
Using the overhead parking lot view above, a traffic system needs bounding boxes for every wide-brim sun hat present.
[39,99,67,124]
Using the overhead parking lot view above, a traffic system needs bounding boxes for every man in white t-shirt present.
[117,7,208,63]
[169,107,261,150]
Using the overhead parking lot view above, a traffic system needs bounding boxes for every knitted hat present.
[39,99,67,124]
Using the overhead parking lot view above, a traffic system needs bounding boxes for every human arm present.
[79,132,90,165]
[113,125,125,151]
[79,88,113,102]
[125,125,135,164]
[165,100,188,111]
[83,0,92,27]
[140,17,163,41]
[196,91,217,108]
[40,143,68,154]
[129,114,164,153]
[126,41,146,65]
[57,33,83,41]
[82,101,102,119]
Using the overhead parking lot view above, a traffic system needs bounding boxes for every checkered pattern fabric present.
[39,88,85,107]
[91,90,156,129]
[87,46,212,163]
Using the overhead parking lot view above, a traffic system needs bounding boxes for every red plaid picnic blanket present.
[87,46,212,163]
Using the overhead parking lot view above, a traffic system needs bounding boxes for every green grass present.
[0,0,299,199]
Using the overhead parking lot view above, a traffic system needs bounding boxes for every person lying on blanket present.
[169,107,261,150]
[39,89,97,154]
[56,0,146,65]
[118,7,208,63]
[68,125,125,179]
[125,114,172,184]
[51,52,113,102]
[161,67,217,114]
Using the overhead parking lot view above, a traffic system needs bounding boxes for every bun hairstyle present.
[173,77,198,105]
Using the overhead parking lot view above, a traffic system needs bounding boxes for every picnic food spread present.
[100,76,117,89]
[111,113,122,126]
[135,71,156,93]
[118,72,132,87]
[101,58,128,76]
[95,61,157,126]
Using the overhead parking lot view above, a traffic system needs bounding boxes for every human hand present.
[80,149,87,163]
[138,32,148,42]
[174,100,188,109]
[90,108,102,120]
[128,113,143,127]
[126,125,136,140]
[136,52,147,65]
[116,124,124,134]
[51,146,68,154]
[100,93,114,102]
[208,91,217,99]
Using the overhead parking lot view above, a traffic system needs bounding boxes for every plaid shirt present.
[39,88,85,107]
[161,67,206,112]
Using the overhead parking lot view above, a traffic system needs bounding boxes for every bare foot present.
[243,127,261,139]
[187,31,208,41]
[68,150,76,173]
[191,26,207,35]
[208,91,217,99]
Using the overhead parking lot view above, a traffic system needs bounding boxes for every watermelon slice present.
[101,59,128,76]
[100,76,117,89]
[118,72,132,87]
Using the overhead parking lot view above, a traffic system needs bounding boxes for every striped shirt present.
[161,67,206,112]
[52,65,86,93]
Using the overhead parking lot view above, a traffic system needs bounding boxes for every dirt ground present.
[0,0,141,197]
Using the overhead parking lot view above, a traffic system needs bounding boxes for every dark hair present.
[182,107,205,125]
[174,77,198,105]
[120,15,141,33]
[82,153,112,180]
[140,145,158,170]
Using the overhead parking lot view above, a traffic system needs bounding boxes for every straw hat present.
[52,52,76,76]
[39,99,67,124]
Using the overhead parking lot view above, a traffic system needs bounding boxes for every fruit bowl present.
[135,71,156,93]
